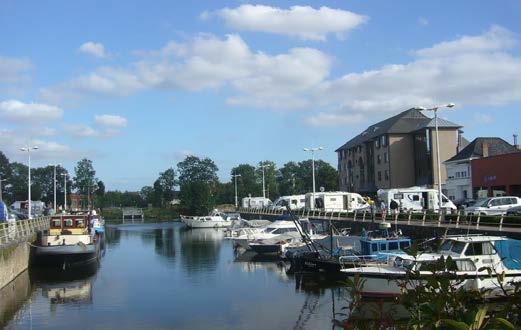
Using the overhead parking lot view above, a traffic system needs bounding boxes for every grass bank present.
[101,207,180,223]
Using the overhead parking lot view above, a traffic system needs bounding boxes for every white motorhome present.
[377,187,456,212]
[305,191,369,212]
[241,197,272,209]
[270,195,306,210]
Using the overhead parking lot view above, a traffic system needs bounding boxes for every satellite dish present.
[319,186,325,192]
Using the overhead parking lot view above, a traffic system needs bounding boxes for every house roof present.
[445,137,517,162]
[336,108,461,151]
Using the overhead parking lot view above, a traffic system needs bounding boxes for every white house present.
[444,137,516,204]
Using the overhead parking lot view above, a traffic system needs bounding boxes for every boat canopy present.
[495,239,521,270]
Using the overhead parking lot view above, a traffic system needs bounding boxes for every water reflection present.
[0,270,33,327]
[179,227,223,273]
[233,249,290,282]
[154,227,175,260]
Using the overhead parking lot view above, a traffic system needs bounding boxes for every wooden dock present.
[122,207,145,223]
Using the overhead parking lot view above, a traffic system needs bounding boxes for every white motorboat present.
[180,210,240,228]
[340,235,521,298]
[231,219,313,250]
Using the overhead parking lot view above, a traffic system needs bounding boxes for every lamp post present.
[259,162,271,199]
[303,147,323,208]
[0,177,6,201]
[20,145,38,219]
[61,173,68,211]
[233,173,241,208]
[49,164,61,211]
[414,103,455,211]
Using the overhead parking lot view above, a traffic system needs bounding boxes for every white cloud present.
[0,129,76,161]
[415,25,516,58]
[0,56,32,84]
[95,114,128,128]
[418,17,429,27]
[0,100,63,123]
[212,5,368,41]
[64,124,101,137]
[305,112,366,126]
[41,34,331,110]
[473,113,494,124]
[79,42,107,58]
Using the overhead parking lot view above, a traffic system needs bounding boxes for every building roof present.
[445,137,517,162]
[336,108,461,151]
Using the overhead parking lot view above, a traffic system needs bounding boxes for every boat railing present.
[0,216,50,247]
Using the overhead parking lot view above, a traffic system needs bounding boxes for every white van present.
[465,196,521,216]
[270,195,306,210]
[377,187,456,212]
[305,191,369,212]
[241,197,272,209]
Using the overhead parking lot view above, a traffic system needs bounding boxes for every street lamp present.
[61,173,68,211]
[20,145,38,219]
[0,177,6,201]
[259,162,271,199]
[303,147,323,208]
[49,163,61,211]
[413,103,455,211]
[232,173,241,208]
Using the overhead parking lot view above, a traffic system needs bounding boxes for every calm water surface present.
[3,222,357,329]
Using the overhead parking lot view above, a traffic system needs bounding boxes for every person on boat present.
[390,199,399,215]
[88,210,94,234]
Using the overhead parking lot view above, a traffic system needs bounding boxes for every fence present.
[237,207,521,232]
[0,217,50,247]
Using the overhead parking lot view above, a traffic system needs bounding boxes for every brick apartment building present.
[336,108,463,194]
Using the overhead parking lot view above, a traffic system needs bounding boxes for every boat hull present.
[31,240,100,268]
[181,218,231,228]
[248,243,282,255]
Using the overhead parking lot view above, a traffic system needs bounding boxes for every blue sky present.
[1,1,520,190]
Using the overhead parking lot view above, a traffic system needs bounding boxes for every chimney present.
[457,129,464,152]
[514,134,519,150]
[482,142,489,158]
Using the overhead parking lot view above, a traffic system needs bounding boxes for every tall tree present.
[0,151,11,202]
[177,156,218,214]
[73,158,98,195]
[157,168,176,205]
[230,164,259,199]
[7,162,28,202]
[139,185,154,206]
[255,160,279,200]
[278,161,305,196]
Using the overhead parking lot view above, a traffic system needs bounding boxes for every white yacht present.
[340,235,521,298]
[231,220,310,250]
[180,210,240,228]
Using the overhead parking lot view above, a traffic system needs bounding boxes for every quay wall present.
[0,269,32,326]
[239,212,521,240]
[0,238,34,289]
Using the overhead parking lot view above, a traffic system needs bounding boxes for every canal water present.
[1,222,379,329]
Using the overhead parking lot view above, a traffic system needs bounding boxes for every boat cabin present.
[49,215,90,235]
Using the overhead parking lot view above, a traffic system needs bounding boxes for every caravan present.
[377,187,456,212]
[305,191,369,212]
[270,195,306,211]
[241,197,272,209]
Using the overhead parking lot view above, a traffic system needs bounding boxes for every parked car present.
[465,196,521,216]
[506,205,521,216]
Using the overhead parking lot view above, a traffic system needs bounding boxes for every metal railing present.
[0,217,50,247]
[237,208,521,233]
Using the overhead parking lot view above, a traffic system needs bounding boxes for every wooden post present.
[407,210,412,225]
[476,213,481,229]
[422,210,426,226]
[499,214,504,232]
[456,210,461,228]
[337,211,341,220]
[353,210,357,221]
[362,210,366,222]
[437,210,442,227]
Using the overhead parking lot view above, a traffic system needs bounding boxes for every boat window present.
[465,242,495,256]
[440,240,453,252]
[76,219,85,227]
[399,241,410,249]
[291,200,298,205]
[389,242,399,250]
[418,261,437,272]
[456,260,476,271]
[380,243,387,251]
[51,219,61,228]
[64,219,74,227]
[371,243,378,252]
[451,241,466,254]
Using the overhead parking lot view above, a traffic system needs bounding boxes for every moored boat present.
[180,210,240,228]
[31,214,101,269]
[340,235,521,298]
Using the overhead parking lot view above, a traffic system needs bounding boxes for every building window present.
[381,135,387,147]
[377,154,381,164]
[384,153,388,163]
[385,170,389,180]
[378,171,382,181]
[375,139,380,148]
[456,172,460,178]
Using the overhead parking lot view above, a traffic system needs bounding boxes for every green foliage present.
[73,158,98,196]
[231,164,259,198]
[177,156,219,215]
